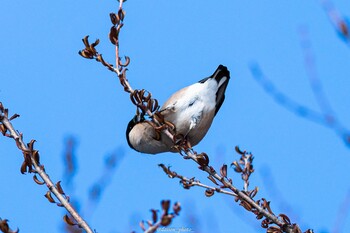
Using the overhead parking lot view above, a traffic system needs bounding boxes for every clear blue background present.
[1,1,350,232]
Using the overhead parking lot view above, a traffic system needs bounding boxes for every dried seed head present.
[220,164,228,177]
[161,200,170,214]
[110,13,120,25]
[63,215,77,226]
[160,215,172,227]
[196,152,209,167]
[205,188,215,197]
[150,209,158,224]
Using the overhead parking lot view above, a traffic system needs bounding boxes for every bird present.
[126,64,230,154]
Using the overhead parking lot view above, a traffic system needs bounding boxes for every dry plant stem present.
[242,155,250,192]
[193,181,236,196]
[186,151,294,233]
[144,222,161,233]
[0,117,94,233]
[182,176,236,197]
[114,0,126,77]
[114,0,123,76]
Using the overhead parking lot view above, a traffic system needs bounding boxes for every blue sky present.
[1,0,350,232]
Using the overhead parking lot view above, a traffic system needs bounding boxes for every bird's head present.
[126,113,146,150]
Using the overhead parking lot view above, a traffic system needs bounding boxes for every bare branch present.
[0,104,94,233]
[141,200,181,233]
[158,164,236,197]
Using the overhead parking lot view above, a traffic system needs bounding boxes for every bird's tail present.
[212,65,230,115]
[212,64,230,85]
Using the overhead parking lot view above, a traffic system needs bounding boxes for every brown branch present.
[158,164,237,197]
[160,146,313,233]
[0,104,94,233]
[139,200,181,233]
[184,151,297,233]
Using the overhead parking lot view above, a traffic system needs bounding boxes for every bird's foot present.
[172,134,193,155]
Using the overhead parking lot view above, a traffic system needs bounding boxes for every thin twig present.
[140,200,181,233]
[189,179,237,197]
[0,108,94,233]
[191,157,291,231]
[143,222,161,233]
[159,165,236,197]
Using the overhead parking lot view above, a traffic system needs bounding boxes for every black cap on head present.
[126,114,145,150]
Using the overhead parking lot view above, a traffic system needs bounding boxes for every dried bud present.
[249,186,259,198]
[261,218,270,228]
[56,181,65,195]
[231,161,242,173]
[33,175,45,185]
[109,26,119,45]
[44,191,56,203]
[158,164,177,178]
[235,146,245,155]
[207,175,219,185]
[9,114,20,121]
[220,164,227,177]
[20,161,28,174]
[32,150,40,164]
[150,209,158,224]
[79,36,100,59]
[0,124,6,135]
[161,200,170,214]
[173,202,181,215]
[63,215,77,226]
[279,213,291,225]
[205,188,215,197]
[160,215,172,226]
[196,152,209,167]
[240,200,252,211]
[0,218,19,233]
[109,13,120,25]
[118,8,126,21]
[119,56,131,67]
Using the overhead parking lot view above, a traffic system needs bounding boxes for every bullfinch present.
[126,64,230,154]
